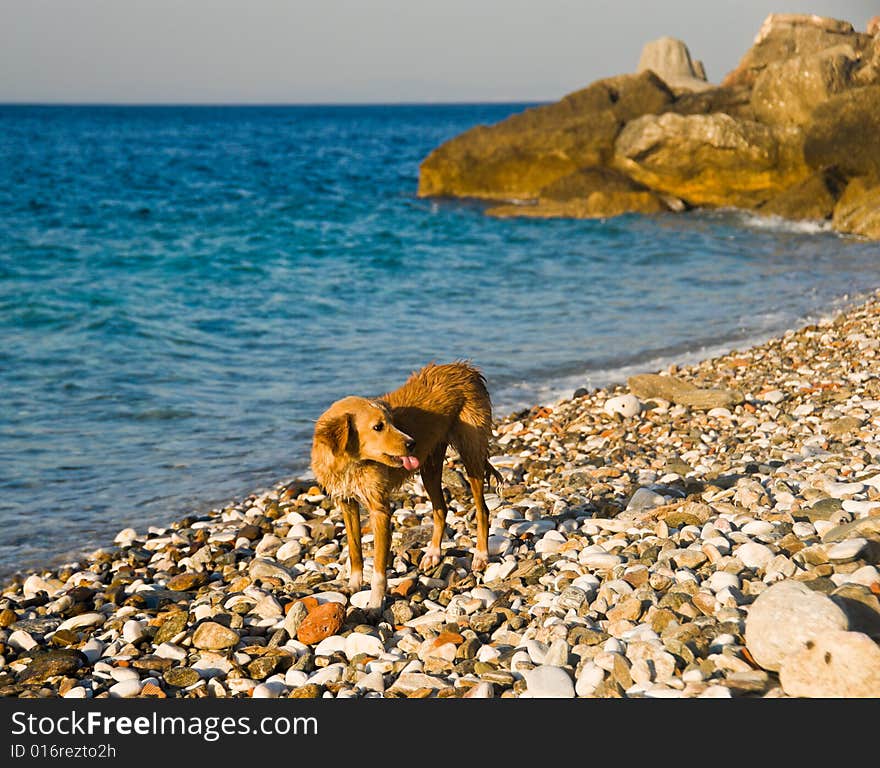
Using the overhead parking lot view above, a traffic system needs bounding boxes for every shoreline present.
[4,277,873,587]
[2,290,880,698]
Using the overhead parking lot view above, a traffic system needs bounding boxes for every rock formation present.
[417,14,880,239]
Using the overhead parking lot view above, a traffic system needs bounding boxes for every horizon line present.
[0,99,548,108]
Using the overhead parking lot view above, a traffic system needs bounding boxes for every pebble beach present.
[3,291,880,699]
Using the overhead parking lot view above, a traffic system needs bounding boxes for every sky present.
[0,1,875,104]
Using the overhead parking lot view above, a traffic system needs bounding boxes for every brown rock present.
[832,177,880,239]
[804,86,880,179]
[669,85,755,120]
[751,45,858,125]
[722,14,867,88]
[296,602,346,645]
[0,608,17,628]
[192,621,240,650]
[487,167,674,220]
[613,112,809,208]
[390,579,416,597]
[166,572,208,591]
[163,667,200,688]
[290,683,322,698]
[627,373,744,410]
[759,168,847,221]
[418,71,674,201]
[154,612,188,645]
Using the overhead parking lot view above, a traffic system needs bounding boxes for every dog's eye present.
[373,422,384,432]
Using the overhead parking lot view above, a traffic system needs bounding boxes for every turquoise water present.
[1,104,879,579]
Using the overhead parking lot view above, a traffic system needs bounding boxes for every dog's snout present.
[404,437,416,452]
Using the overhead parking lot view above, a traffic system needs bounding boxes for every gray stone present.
[637,36,713,92]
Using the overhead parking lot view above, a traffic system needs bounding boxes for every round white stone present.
[521,665,575,698]
[605,394,642,419]
[345,633,385,659]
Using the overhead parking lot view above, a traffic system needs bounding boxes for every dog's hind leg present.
[339,498,363,592]
[419,442,449,570]
[453,425,492,572]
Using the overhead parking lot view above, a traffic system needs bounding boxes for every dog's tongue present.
[402,455,420,471]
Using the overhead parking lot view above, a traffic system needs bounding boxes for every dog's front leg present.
[339,498,363,591]
[367,504,391,615]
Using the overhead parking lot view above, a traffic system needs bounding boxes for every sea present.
[1,103,879,581]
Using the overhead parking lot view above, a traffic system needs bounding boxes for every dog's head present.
[312,396,420,471]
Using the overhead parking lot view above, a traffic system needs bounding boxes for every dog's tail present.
[485,461,504,497]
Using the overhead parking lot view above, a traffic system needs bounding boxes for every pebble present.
[109,679,143,698]
[605,394,641,418]
[521,665,576,698]
[192,622,240,650]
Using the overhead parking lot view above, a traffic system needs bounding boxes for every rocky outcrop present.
[416,13,880,238]
[417,71,674,201]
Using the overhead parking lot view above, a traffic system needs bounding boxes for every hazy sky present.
[1,1,875,103]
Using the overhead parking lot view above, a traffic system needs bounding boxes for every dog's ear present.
[315,413,351,456]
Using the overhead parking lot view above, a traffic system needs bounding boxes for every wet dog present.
[310,362,501,611]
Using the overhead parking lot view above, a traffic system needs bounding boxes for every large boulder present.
[803,85,880,178]
[832,177,880,239]
[485,167,673,219]
[758,167,847,220]
[417,71,674,200]
[722,14,869,88]
[744,580,849,672]
[637,37,713,93]
[751,45,858,125]
[613,112,810,208]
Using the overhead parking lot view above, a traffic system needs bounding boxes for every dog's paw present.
[349,571,363,592]
[471,550,489,571]
[419,546,441,570]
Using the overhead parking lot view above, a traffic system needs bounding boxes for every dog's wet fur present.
[311,362,501,612]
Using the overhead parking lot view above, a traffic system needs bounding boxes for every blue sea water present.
[1,103,879,580]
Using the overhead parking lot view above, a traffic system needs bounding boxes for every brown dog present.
[310,362,501,611]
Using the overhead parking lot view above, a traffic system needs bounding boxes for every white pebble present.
[345,633,384,659]
[605,394,642,418]
[62,686,88,699]
[521,665,575,698]
[8,631,37,652]
[109,668,140,683]
[109,679,143,698]
[57,612,106,632]
[122,619,146,644]
[80,639,104,664]
[826,537,867,563]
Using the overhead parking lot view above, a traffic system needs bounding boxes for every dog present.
[310,361,502,612]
